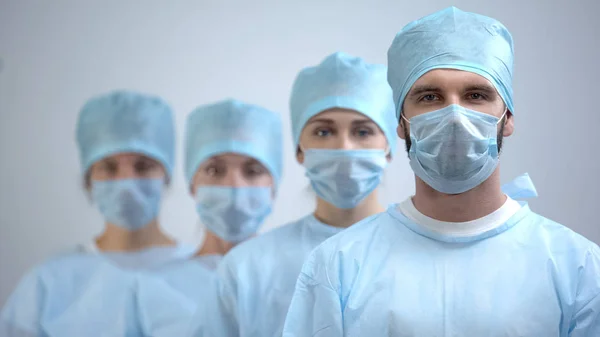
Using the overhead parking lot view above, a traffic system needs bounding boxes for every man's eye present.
[420,94,438,102]
[469,93,485,100]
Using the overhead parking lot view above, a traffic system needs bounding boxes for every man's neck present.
[412,169,507,222]
[314,190,385,228]
[196,231,236,256]
[95,220,175,252]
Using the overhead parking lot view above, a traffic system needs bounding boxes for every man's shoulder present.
[525,210,598,252]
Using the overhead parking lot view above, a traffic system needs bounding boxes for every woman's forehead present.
[203,153,260,165]
[307,108,375,125]
[97,152,156,163]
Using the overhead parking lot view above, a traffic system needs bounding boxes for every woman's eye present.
[315,128,332,137]
[100,162,117,173]
[354,128,374,137]
[245,165,267,177]
[205,165,225,177]
[135,162,152,173]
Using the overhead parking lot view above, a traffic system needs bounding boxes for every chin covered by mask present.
[404,104,506,194]
[195,186,273,243]
[91,178,163,230]
[303,148,388,209]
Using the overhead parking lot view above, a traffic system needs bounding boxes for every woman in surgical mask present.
[134,99,283,337]
[0,90,192,336]
[186,99,283,260]
[78,92,192,261]
[200,52,398,337]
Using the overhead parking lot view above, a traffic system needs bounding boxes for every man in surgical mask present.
[282,7,600,337]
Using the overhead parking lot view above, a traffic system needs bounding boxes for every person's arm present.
[283,250,343,337]
[569,245,600,336]
[0,269,44,337]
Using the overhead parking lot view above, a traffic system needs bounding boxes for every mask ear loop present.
[384,146,393,158]
[298,144,306,153]
[400,111,411,125]
[497,107,509,125]
[399,112,411,156]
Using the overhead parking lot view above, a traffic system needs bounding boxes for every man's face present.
[397,69,514,153]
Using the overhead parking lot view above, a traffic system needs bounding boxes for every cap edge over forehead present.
[387,6,515,118]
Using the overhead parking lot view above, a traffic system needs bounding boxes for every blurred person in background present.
[0,90,194,336]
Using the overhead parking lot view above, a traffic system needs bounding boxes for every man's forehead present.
[410,69,495,92]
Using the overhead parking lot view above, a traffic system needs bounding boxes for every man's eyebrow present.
[464,84,498,95]
[407,85,441,98]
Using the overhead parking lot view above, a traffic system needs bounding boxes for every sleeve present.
[0,269,44,337]
[195,259,239,337]
[282,248,343,337]
[569,244,600,336]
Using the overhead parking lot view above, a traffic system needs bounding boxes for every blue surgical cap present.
[76,90,176,177]
[185,99,283,188]
[387,7,514,119]
[290,52,398,155]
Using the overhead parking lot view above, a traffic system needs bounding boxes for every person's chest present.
[341,242,567,337]
[238,239,319,336]
[41,265,143,336]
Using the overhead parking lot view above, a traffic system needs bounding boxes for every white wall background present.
[1,0,599,305]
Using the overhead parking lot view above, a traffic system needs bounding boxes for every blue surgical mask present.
[195,186,272,243]
[404,104,506,194]
[91,178,163,231]
[303,149,388,209]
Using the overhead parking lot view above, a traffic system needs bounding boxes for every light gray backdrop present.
[1,0,599,305]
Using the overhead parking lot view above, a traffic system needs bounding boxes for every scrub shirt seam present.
[573,246,600,315]
[386,204,531,243]
[217,259,240,321]
[575,292,600,316]
[298,258,337,293]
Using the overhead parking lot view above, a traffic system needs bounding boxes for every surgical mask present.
[303,149,388,209]
[404,104,506,194]
[195,186,272,243]
[91,178,163,230]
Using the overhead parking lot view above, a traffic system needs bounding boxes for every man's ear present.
[397,121,407,140]
[503,112,514,137]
